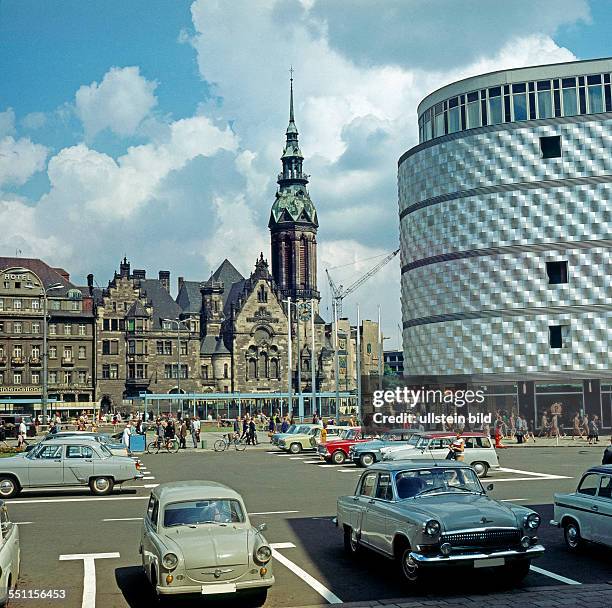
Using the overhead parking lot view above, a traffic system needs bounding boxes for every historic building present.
[0,258,95,411]
[93,260,201,410]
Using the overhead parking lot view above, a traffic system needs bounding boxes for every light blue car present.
[349,430,421,467]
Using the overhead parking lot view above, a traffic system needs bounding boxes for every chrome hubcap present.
[95,478,109,491]
[0,480,14,495]
[403,554,418,580]
[350,530,359,552]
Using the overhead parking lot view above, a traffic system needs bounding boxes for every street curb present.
[285,581,612,608]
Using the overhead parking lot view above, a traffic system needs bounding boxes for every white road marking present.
[337,469,360,473]
[9,496,148,504]
[249,510,299,516]
[103,517,142,522]
[14,521,33,524]
[303,460,322,464]
[142,476,155,480]
[270,543,342,604]
[530,565,581,585]
[143,483,159,488]
[491,476,571,482]
[500,499,528,502]
[59,552,120,608]
[498,467,570,480]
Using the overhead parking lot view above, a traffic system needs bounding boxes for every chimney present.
[119,257,130,278]
[133,269,146,280]
[159,270,170,292]
[87,273,94,295]
[178,276,185,291]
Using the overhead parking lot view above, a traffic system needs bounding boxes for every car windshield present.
[163,499,245,527]
[284,425,296,434]
[339,429,355,440]
[98,444,113,458]
[407,434,420,446]
[296,425,312,433]
[395,468,483,499]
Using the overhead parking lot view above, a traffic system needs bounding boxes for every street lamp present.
[162,318,191,416]
[9,268,63,425]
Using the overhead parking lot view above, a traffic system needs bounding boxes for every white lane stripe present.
[249,510,299,515]
[143,484,159,488]
[14,521,33,524]
[498,467,565,478]
[270,543,342,604]
[142,476,155,480]
[103,517,142,522]
[530,565,581,585]
[303,460,322,464]
[500,499,528,502]
[337,469,360,473]
[491,476,572,482]
[59,552,120,608]
[9,496,148,504]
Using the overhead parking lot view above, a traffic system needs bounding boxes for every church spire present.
[289,67,295,124]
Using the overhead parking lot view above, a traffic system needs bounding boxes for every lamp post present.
[9,267,62,425]
[162,318,191,416]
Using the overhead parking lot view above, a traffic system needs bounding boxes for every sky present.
[0,0,610,347]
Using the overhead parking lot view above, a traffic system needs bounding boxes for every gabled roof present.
[211,259,244,286]
[176,280,203,314]
[125,299,149,318]
[136,279,183,329]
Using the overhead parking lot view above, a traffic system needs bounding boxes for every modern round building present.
[398,58,612,427]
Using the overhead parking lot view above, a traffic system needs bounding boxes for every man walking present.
[602,438,612,465]
[248,418,257,446]
[192,416,200,448]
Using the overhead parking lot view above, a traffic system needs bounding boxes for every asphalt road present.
[7,443,612,608]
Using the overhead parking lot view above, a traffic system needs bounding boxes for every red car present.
[317,428,373,465]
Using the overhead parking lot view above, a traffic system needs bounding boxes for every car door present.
[363,472,393,554]
[573,472,601,541]
[27,444,64,486]
[63,444,95,486]
[141,494,160,581]
[356,472,378,547]
[592,474,612,545]
[425,438,452,459]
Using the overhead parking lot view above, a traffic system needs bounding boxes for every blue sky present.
[0,0,610,342]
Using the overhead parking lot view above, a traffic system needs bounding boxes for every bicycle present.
[146,435,180,454]
[214,433,247,452]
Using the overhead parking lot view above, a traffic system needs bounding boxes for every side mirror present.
[486,483,494,492]
[257,523,267,532]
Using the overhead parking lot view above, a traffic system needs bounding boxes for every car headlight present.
[162,553,179,570]
[255,545,272,564]
[424,519,441,536]
[524,513,541,530]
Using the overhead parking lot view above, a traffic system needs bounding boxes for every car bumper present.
[156,577,275,595]
[134,473,144,479]
[410,545,545,566]
[550,519,561,528]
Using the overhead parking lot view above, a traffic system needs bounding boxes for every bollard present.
[201,439,207,449]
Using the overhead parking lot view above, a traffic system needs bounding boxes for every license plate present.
[201,583,237,594]
[474,557,505,568]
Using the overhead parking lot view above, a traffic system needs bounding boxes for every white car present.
[0,501,19,606]
[381,432,500,478]
[551,465,612,551]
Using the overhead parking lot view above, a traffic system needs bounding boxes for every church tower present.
[269,75,319,303]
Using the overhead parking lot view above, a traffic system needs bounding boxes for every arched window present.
[248,358,257,380]
[270,359,279,379]
[223,363,229,379]
[283,236,292,286]
[259,352,268,378]
[299,235,308,287]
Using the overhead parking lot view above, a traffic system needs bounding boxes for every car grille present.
[442,528,521,548]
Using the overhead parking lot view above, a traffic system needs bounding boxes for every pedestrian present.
[17,418,27,448]
[281,416,289,433]
[582,413,590,439]
[320,422,328,444]
[122,422,132,450]
[248,418,257,445]
[267,416,275,440]
[572,412,584,440]
[494,414,504,448]
[589,416,599,445]
[241,416,249,441]
[234,416,241,436]
[192,416,200,448]
[515,415,524,444]
[179,419,188,449]
[522,416,536,443]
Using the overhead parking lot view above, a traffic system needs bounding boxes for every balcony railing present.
[29,357,42,366]
[61,358,75,366]
[10,357,24,366]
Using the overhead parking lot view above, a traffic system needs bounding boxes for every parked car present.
[318,428,374,465]
[381,433,500,478]
[140,481,274,606]
[551,465,612,551]
[271,424,319,446]
[0,501,19,607]
[25,431,131,457]
[349,430,422,467]
[278,425,343,454]
[0,439,143,498]
[0,415,35,439]
[336,461,544,585]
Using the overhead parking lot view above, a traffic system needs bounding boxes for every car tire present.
[89,476,114,496]
[244,588,268,608]
[332,450,346,465]
[343,526,361,556]
[397,545,423,586]
[504,559,531,583]
[359,453,374,467]
[0,476,19,499]
[563,520,583,552]
[289,442,302,454]
[471,462,489,478]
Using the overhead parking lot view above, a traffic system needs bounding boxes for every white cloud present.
[0,135,48,187]
[21,112,47,130]
[0,108,16,138]
[75,66,158,138]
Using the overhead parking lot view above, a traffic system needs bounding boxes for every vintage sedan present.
[140,481,274,606]
[278,425,343,454]
[0,439,143,498]
[381,433,500,478]
[0,501,19,607]
[349,430,421,467]
[270,423,318,446]
[25,431,131,457]
[336,462,544,585]
[550,465,612,551]
[318,428,373,465]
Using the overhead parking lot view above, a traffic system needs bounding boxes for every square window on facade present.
[540,135,561,158]
[549,325,568,349]
[546,261,568,284]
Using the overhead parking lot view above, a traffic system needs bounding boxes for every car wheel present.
[89,476,114,496]
[398,546,422,586]
[343,526,361,555]
[332,450,346,465]
[359,453,374,467]
[0,477,19,499]
[564,520,583,552]
[289,442,302,454]
[244,588,268,608]
[471,462,489,478]
[504,559,531,583]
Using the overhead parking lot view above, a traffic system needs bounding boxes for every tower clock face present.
[298,302,312,321]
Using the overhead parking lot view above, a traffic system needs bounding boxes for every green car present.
[278,426,342,454]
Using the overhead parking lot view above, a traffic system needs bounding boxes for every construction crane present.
[325,248,399,317]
